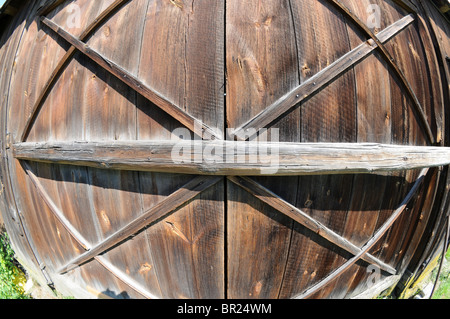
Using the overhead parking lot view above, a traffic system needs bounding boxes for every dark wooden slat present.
[231,14,415,140]
[13,141,450,175]
[293,168,429,299]
[20,0,131,142]
[430,214,450,298]
[0,1,56,286]
[57,175,222,274]
[227,176,396,275]
[23,161,90,250]
[327,0,435,145]
[416,1,449,146]
[39,17,221,141]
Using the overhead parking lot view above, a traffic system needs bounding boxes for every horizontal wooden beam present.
[232,14,415,140]
[40,17,221,141]
[227,176,397,275]
[13,140,450,176]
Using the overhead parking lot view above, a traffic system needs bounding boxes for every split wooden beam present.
[39,17,221,141]
[13,140,450,176]
[227,176,397,275]
[232,14,415,140]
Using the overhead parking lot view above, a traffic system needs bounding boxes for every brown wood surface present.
[0,0,448,299]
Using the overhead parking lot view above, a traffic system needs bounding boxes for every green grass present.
[0,228,30,299]
[431,247,450,299]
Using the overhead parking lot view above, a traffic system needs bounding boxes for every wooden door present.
[4,0,449,299]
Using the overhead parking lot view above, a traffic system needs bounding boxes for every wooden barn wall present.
[0,0,448,299]
[0,0,52,287]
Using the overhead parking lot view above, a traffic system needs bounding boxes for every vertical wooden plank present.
[277,174,354,298]
[227,178,294,299]
[419,0,450,145]
[16,0,149,296]
[226,0,300,139]
[0,1,49,281]
[12,161,84,271]
[133,0,226,298]
[320,0,396,298]
[370,170,420,268]
[393,170,439,272]
[293,0,357,144]
[276,0,357,298]
[23,0,144,279]
[76,1,158,297]
[414,16,445,145]
[32,163,100,247]
[226,0,300,299]
[49,0,114,39]
[75,258,146,299]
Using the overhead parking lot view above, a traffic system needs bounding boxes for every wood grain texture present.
[294,168,429,299]
[0,0,448,300]
[227,176,396,275]
[232,13,415,140]
[226,0,300,299]
[0,1,54,285]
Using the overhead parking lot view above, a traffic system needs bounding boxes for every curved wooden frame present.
[11,1,449,299]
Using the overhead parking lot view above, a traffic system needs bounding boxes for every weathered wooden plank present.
[414,14,445,145]
[232,14,415,140]
[0,1,57,284]
[73,0,148,254]
[393,169,440,272]
[40,17,221,140]
[142,182,225,298]
[419,0,450,148]
[14,141,450,175]
[134,0,226,299]
[227,176,396,275]
[226,0,300,299]
[391,0,417,14]
[37,0,68,16]
[23,161,90,250]
[286,3,359,297]
[57,176,221,274]
[20,0,130,142]
[22,161,158,299]
[323,0,395,299]
[327,0,434,145]
[293,168,429,299]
